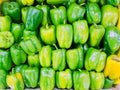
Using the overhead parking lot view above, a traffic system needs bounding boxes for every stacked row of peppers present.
[0,0,120,90]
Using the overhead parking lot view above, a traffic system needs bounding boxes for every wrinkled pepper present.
[52,49,66,71]
[2,1,21,22]
[86,2,101,24]
[73,20,89,44]
[0,15,11,32]
[25,6,43,31]
[103,26,120,54]
[20,35,41,55]
[90,71,105,90]
[56,69,72,89]
[89,24,105,47]
[107,0,120,6]
[103,77,114,89]
[50,6,67,25]
[101,5,118,28]
[39,45,52,67]
[10,44,27,65]
[39,68,55,90]
[85,47,107,72]
[66,47,84,70]
[0,69,7,89]
[6,72,24,90]
[67,3,86,23]
[56,24,73,49]
[73,70,90,90]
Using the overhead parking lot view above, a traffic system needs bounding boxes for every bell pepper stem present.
[53,43,58,50]
[80,3,86,6]
[112,56,120,62]
[45,23,49,29]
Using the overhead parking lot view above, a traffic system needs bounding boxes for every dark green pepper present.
[50,6,67,25]
[36,0,45,4]
[2,2,21,22]
[56,24,73,49]
[107,0,120,6]
[25,6,43,31]
[86,2,101,24]
[52,49,66,71]
[66,47,84,70]
[39,68,55,90]
[73,70,90,90]
[67,3,86,23]
[10,44,27,65]
[0,49,12,71]
[56,69,72,89]
[103,78,114,89]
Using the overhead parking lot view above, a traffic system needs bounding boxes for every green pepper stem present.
[53,43,58,50]
[80,3,86,6]
[46,23,49,29]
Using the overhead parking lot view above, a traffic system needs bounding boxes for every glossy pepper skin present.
[39,68,55,90]
[89,24,105,47]
[67,3,86,23]
[103,26,120,54]
[10,44,27,65]
[39,45,52,67]
[0,16,11,32]
[73,70,90,90]
[6,72,24,90]
[21,7,28,24]
[28,54,40,67]
[107,0,120,6]
[101,5,118,28]
[50,6,67,25]
[40,25,56,45]
[16,0,34,6]
[90,71,105,90]
[103,78,114,89]
[46,0,68,4]
[11,23,24,42]
[21,66,39,88]
[117,5,120,30]
[86,2,101,24]
[56,69,72,89]
[56,24,73,49]
[52,49,66,71]
[85,47,107,72]
[73,20,89,44]
[104,55,120,80]
[2,2,21,22]
[25,6,43,31]
[89,0,99,3]
[66,47,84,70]
[0,69,7,89]
[20,35,41,55]
[0,31,14,49]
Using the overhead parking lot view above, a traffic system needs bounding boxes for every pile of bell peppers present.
[0,0,120,90]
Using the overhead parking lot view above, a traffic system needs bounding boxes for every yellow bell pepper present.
[116,48,120,57]
[104,55,120,80]
[117,5,120,30]
[114,78,120,84]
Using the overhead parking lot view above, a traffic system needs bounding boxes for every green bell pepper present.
[23,29,37,37]
[10,44,27,65]
[21,66,39,88]
[50,6,67,25]
[36,5,50,26]
[39,68,55,90]
[99,0,106,5]
[20,35,41,55]
[28,54,40,67]
[56,24,73,49]
[0,69,7,89]
[21,7,28,24]
[16,0,34,6]
[103,26,120,54]
[0,31,14,49]
[39,45,52,67]
[73,20,89,44]
[103,77,114,89]
[73,70,90,90]
[85,47,107,72]
[89,0,99,3]
[52,49,66,71]
[107,0,120,6]
[40,25,56,45]
[89,24,105,47]
[25,6,43,31]
[11,23,24,42]
[56,69,72,89]
[67,3,86,23]
[86,2,101,24]
[36,0,45,4]
[6,72,24,90]
[64,0,77,7]
[46,0,68,4]
[83,44,89,54]
[66,47,84,70]
[90,71,105,90]
[101,5,118,28]
[2,2,21,22]
[0,16,11,32]
[78,0,86,4]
